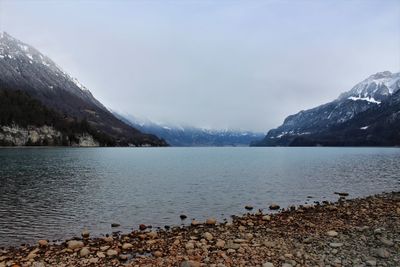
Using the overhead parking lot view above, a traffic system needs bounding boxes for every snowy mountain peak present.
[0,32,102,108]
[339,71,400,103]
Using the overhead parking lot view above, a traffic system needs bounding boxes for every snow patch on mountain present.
[348,96,381,104]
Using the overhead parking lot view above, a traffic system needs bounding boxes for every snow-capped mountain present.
[0,32,105,110]
[253,71,400,146]
[113,113,264,146]
[339,71,400,103]
[0,32,167,146]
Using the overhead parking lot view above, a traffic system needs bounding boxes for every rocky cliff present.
[0,125,99,146]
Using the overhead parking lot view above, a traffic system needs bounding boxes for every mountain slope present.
[253,71,400,146]
[114,113,264,146]
[0,89,112,146]
[0,32,167,146]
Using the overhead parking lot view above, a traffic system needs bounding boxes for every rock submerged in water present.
[111,223,120,228]
[180,214,187,220]
[334,192,349,197]
[269,203,280,210]
[245,205,253,210]
[81,229,90,238]
[139,224,147,231]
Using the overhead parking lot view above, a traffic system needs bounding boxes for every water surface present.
[0,147,399,246]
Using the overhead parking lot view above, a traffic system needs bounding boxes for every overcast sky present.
[0,0,399,131]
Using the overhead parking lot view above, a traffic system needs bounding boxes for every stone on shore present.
[375,248,390,258]
[263,262,274,267]
[147,231,158,239]
[153,251,162,257]
[206,218,217,225]
[262,215,271,221]
[204,232,213,241]
[180,260,201,267]
[122,243,133,250]
[185,242,195,250]
[106,249,118,257]
[326,230,339,237]
[38,240,48,247]
[119,254,128,260]
[329,242,343,248]
[79,247,90,257]
[26,248,39,260]
[103,236,113,242]
[191,220,201,226]
[216,239,225,248]
[67,240,84,250]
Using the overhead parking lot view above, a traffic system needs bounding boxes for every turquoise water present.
[0,147,399,246]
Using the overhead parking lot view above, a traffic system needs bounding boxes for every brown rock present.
[79,247,90,257]
[106,249,118,257]
[191,220,202,226]
[38,240,48,247]
[67,240,84,250]
[81,229,90,238]
[153,251,162,257]
[122,243,133,250]
[206,218,217,225]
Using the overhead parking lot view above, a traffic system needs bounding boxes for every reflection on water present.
[0,147,399,246]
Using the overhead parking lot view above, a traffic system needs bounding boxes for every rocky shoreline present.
[1,192,399,267]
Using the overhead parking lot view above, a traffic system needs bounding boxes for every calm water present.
[0,147,399,246]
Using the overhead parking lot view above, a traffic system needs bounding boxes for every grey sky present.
[0,0,399,132]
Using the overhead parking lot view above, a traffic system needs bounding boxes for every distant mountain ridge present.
[0,32,167,146]
[253,71,400,146]
[114,113,264,146]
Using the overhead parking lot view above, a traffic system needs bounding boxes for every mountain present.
[0,32,167,146]
[0,89,113,146]
[252,71,400,146]
[113,113,264,146]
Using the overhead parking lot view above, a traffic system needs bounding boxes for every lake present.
[0,147,399,247]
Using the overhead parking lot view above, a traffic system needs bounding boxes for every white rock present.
[326,230,339,237]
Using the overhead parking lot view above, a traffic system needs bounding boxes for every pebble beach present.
[1,192,399,267]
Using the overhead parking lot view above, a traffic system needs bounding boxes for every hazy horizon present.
[0,0,399,131]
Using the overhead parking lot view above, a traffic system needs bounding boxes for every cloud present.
[1,0,399,131]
